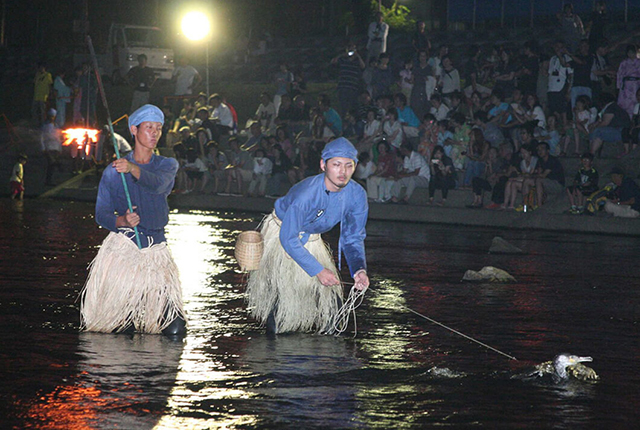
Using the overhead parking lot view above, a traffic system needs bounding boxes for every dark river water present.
[0,199,638,429]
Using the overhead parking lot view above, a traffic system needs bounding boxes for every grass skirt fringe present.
[80,232,185,334]
[246,213,343,334]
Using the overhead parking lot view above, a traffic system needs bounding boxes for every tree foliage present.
[370,0,416,33]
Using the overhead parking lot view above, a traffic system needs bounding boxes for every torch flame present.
[62,128,100,156]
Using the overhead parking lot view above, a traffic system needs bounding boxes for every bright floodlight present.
[182,11,210,41]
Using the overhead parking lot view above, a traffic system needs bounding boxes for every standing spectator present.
[411,21,431,59]
[518,40,540,97]
[53,70,71,128]
[32,62,52,126]
[41,109,62,185]
[603,167,640,218]
[590,40,615,103]
[411,50,433,120]
[534,141,565,207]
[567,152,599,214]
[536,55,550,112]
[127,54,157,113]
[616,44,640,118]
[558,3,585,53]
[79,63,98,126]
[588,1,608,53]
[371,53,394,99]
[367,12,389,62]
[172,56,201,101]
[248,148,273,197]
[362,58,377,98]
[331,42,365,116]
[389,141,430,204]
[589,93,631,156]
[492,48,517,96]
[569,40,594,109]
[547,41,573,128]
[273,62,293,115]
[10,154,27,200]
[440,57,461,104]
[428,145,456,205]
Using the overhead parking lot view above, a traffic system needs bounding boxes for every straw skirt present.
[80,232,185,334]
[246,213,343,334]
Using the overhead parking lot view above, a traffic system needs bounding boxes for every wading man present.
[81,104,186,336]
[247,137,370,335]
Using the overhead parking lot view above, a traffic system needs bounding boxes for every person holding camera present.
[331,42,365,116]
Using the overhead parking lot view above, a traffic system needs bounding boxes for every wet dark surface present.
[0,199,638,429]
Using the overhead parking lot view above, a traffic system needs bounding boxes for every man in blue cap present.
[81,104,186,336]
[246,137,369,335]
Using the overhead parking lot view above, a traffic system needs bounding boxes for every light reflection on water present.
[1,202,639,429]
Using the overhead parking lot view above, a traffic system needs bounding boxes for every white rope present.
[330,284,366,337]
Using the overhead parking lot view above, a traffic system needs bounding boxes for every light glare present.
[181,11,210,41]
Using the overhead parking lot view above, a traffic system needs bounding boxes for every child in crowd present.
[563,95,596,156]
[398,59,414,105]
[248,148,273,197]
[10,154,27,200]
[566,152,599,214]
[417,113,438,160]
[437,119,454,151]
[537,115,561,156]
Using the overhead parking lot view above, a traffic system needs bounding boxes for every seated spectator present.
[467,147,501,208]
[275,125,294,160]
[567,152,599,214]
[343,110,361,140]
[430,94,450,121]
[502,144,538,210]
[255,92,276,133]
[473,111,505,148]
[439,56,461,103]
[446,91,467,120]
[194,108,215,142]
[310,114,335,143]
[447,113,471,171]
[389,141,430,204]
[356,90,375,123]
[243,121,266,151]
[204,141,228,194]
[194,127,209,157]
[382,107,404,150]
[428,145,456,205]
[371,53,394,98]
[533,141,565,207]
[622,87,640,157]
[394,92,420,138]
[463,128,489,189]
[209,94,234,140]
[183,149,208,194]
[398,58,414,104]
[522,93,546,130]
[603,167,640,218]
[485,88,512,126]
[177,126,198,152]
[248,148,273,197]
[267,144,294,197]
[224,137,254,195]
[589,93,631,156]
[318,93,342,136]
[437,119,454,150]
[367,140,396,202]
[417,113,438,160]
[275,94,296,126]
[483,143,520,209]
[536,115,561,156]
[290,94,310,134]
[359,108,382,153]
[563,95,596,156]
[354,152,376,188]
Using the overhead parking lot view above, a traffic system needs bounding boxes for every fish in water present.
[530,353,599,383]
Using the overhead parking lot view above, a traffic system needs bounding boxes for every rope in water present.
[403,306,518,361]
[331,284,366,337]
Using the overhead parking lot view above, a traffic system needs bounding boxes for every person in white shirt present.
[383,107,404,150]
[429,94,450,121]
[367,12,389,62]
[172,56,202,96]
[209,94,234,140]
[547,41,573,128]
[256,92,277,133]
[248,148,273,197]
[390,141,431,204]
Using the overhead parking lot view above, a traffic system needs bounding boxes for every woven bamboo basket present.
[235,231,264,271]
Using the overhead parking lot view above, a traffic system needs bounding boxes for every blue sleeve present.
[341,185,368,277]
[279,202,325,277]
[135,157,178,195]
[95,167,119,232]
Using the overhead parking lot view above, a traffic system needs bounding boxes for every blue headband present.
[321,137,358,163]
[128,104,164,132]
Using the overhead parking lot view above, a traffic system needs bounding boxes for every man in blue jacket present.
[247,137,369,335]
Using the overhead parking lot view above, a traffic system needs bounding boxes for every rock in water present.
[489,236,524,254]
[462,266,517,283]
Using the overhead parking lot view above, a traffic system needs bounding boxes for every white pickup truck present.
[78,24,175,83]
